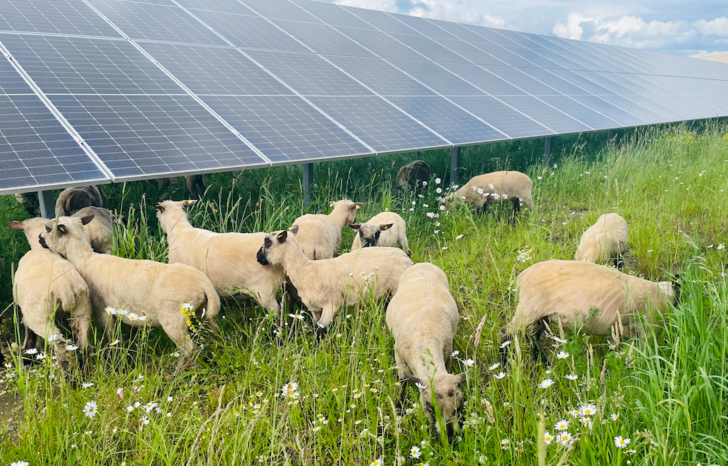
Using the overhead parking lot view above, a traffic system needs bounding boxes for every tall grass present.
[0,124,727,465]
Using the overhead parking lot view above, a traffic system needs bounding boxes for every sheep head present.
[156,199,197,232]
[257,227,302,267]
[349,222,393,248]
[329,199,364,226]
[41,215,95,256]
[8,217,51,251]
[410,373,466,437]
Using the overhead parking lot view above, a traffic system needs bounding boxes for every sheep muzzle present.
[256,247,269,266]
[38,233,49,249]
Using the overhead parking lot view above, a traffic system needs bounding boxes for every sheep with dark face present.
[72,206,115,255]
[397,160,431,190]
[350,212,410,256]
[386,263,466,437]
[55,186,103,217]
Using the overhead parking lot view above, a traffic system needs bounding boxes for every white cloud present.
[690,50,728,58]
[694,17,728,36]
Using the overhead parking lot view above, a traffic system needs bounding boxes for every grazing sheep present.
[157,175,207,199]
[502,260,675,361]
[256,228,412,335]
[386,263,465,436]
[291,200,364,260]
[575,213,628,266]
[55,186,103,217]
[9,218,92,371]
[441,171,534,220]
[73,207,115,255]
[350,212,411,257]
[156,200,285,320]
[14,192,39,216]
[40,215,221,360]
[397,160,431,190]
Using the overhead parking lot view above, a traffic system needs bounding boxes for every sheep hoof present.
[315,326,328,341]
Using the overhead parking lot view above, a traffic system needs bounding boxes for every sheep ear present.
[351,202,364,211]
[380,223,393,231]
[80,214,95,226]
[348,223,361,230]
[57,224,67,234]
[182,200,198,210]
[289,224,299,235]
[8,221,24,231]
[155,203,165,213]
[329,202,334,208]
[276,230,288,243]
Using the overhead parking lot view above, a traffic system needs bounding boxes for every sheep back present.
[575,213,628,264]
[351,211,408,251]
[457,171,534,209]
[291,214,339,260]
[396,160,431,190]
[55,186,103,217]
[73,206,114,254]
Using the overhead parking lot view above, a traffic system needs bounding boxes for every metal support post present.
[608,129,616,140]
[450,147,460,186]
[414,151,420,159]
[543,137,552,167]
[38,190,54,218]
[302,163,314,208]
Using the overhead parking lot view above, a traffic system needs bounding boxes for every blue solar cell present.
[272,19,375,57]
[324,55,435,96]
[444,63,526,96]
[569,95,646,127]
[202,95,372,163]
[393,14,456,39]
[667,93,720,119]
[0,0,122,37]
[174,0,254,15]
[239,0,322,23]
[448,96,554,139]
[88,0,226,45]
[386,96,507,144]
[334,26,425,61]
[461,25,516,46]
[572,71,635,95]
[308,96,449,152]
[0,94,107,192]
[246,50,373,96]
[343,7,420,35]
[430,38,507,66]
[517,68,591,95]
[481,65,562,96]
[289,0,376,29]
[468,43,537,68]
[387,60,485,96]
[3,35,182,95]
[537,95,621,130]
[50,94,266,177]
[139,43,291,96]
[389,33,470,64]
[503,46,562,69]
[0,55,33,94]
[427,19,492,43]
[596,94,669,124]
[617,94,684,122]
[549,69,615,95]
[190,9,310,53]
[598,73,651,94]
[498,95,591,133]
[519,47,584,71]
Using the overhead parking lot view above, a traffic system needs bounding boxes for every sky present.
[315,0,728,58]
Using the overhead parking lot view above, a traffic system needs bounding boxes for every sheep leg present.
[531,318,549,366]
[22,324,37,352]
[204,318,222,340]
[315,305,337,340]
[394,350,406,381]
[400,237,412,258]
[511,197,521,224]
[158,311,196,358]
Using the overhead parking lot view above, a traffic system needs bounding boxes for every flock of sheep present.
[6,165,676,435]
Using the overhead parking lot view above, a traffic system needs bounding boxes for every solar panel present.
[468,43,538,68]
[387,60,486,96]
[596,94,669,124]
[271,19,375,57]
[569,95,647,127]
[308,96,449,152]
[324,55,435,96]
[517,68,591,95]
[504,47,561,69]
[429,38,508,66]
[0,0,123,37]
[343,7,420,35]
[482,65,562,96]
[174,0,254,15]
[536,95,621,130]
[289,0,375,30]
[572,71,635,95]
[498,96,591,133]
[461,25,516,46]
[239,0,322,23]
[393,14,456,39]
[548,69,615,95]
[202,95,372,164]
[448,96,555,139]
[389,33,471,64]
[334,26,426,61]
[444,63,527,96]
[385,96,507,144]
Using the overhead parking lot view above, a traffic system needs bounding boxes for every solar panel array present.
[1,0,728,194]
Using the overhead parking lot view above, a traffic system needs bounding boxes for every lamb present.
[256,228,412,335]
[350,211,411,257]
[73,206,115,255]
[40,215,221,361]
[156,200,286,321]
[9,218,92,371]
[291,199,364,260]
[575,213,628,266]
[386,263,465,437]
[441,171,534,220]
[502,260,675,361]
[55,186,103,217]
[397,160,431,190]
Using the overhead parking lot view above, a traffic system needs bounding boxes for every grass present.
[0,124,727,465]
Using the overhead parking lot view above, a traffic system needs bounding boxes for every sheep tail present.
[200,279,221,319]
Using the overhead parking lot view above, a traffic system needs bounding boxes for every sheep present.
[397,160,431,190]
[441,171,534,220]
[349,211,411,257]
[502,260,675,362]
[256,228,412,336]
[157,175,207,198]
[9,218,92,371]
[291,199,364,260]
[575,213,628,267]
[156,200,286,323]
[55,186,103,217]
[40,215,221,361]
[14,192,39,216]
[72,206,115,255]
[386,263,466,437]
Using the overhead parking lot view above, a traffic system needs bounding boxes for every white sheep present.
[9,218,92,371]
[442,171,534,220]
[55,186,103,217]
[503,260,675,360]
[386,263,465,436]
[291,200,364,260]
[73,206,115,255]
[256,228,412,335]
[156,200,286,321]
[40,215,221,360]
[349,211,411,257]
[575,213,628,266]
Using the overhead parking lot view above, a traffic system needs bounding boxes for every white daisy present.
[463,359,475,367]
[538,378,554,389]
[565,374,578,381]
[83,401,98,419]
[81,383,94,389]
[554,420,569,431]
[614,436,630,448]
[488,363,500,371]
[556,351,569,360]
[494,372,506,380]
[410,445,421,458]
[66,344,78,351]
[544,432,554,445]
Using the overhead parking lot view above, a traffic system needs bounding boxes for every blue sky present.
[315,0,728,57]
